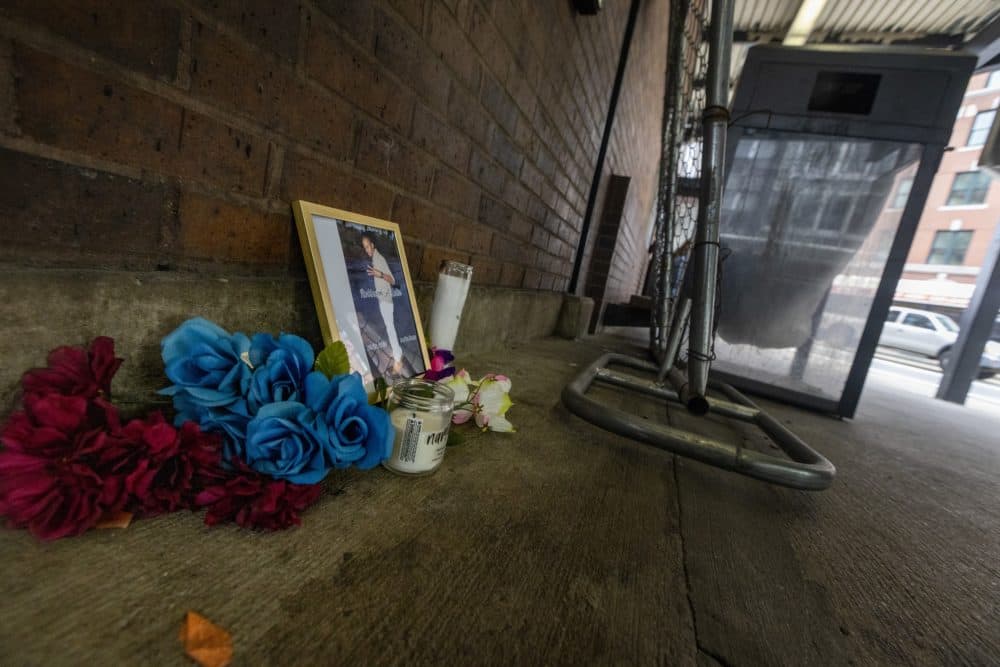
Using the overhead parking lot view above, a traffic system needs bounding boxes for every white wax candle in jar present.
[383,378,455,476]
[428,260,473,352]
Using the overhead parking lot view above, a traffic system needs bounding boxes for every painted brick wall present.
[0,0,668,295]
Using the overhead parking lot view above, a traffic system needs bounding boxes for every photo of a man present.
[292,202,430,394]
[335,221,425,385]
[362,232,403,374]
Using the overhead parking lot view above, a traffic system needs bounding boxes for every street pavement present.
[868,347,1000,414]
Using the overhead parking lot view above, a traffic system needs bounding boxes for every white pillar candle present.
[428,261,472,351]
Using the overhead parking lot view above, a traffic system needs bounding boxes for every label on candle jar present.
[387,413,450,474]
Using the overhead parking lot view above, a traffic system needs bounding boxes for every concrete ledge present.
[555,294,595,339]
[0,268,563,407]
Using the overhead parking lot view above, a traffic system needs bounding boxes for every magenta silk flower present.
[423,348,456,381]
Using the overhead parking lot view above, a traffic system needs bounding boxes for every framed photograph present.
[292,200,429,392]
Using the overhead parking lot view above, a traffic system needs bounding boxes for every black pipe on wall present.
[567,0,642,294]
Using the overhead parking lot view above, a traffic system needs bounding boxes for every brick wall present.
[0,0,668,295]
[601,0,668,304]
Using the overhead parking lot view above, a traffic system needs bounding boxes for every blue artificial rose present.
[243,401,328,484]
[171,391,251,450]
[247,333,315,413]
[304,371,394,470]
[160,317,253,411]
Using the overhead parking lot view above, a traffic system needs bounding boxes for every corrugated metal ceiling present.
[734,0,1000,43]
[735,0,802,35]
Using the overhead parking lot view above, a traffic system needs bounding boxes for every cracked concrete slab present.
[0,335,997,664]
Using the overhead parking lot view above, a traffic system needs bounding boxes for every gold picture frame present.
[292,200,430,392]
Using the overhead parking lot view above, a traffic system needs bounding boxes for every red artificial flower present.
[0,417,125,541]
[193,459,322,531]
[21,336,123,400]
[98,414,222,517]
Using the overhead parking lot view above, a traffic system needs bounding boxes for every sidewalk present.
[1,335,997,664]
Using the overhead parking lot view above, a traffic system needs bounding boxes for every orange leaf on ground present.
[96,510,133,529]
[179,611,233,667]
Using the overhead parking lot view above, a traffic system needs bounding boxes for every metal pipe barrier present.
[687,0,734,401]
[561,0,835,491]
[562,354,836,490]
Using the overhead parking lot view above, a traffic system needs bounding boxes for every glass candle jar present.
[383,378,455,476]
[428,260,473,352]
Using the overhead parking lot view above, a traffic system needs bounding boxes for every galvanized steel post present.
[687,0,734,402]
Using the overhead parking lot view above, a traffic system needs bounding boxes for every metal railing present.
[563,0,835,491]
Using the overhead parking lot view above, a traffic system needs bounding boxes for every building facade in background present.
[898,70,1000,309]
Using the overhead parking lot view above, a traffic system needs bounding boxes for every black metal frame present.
[715,45,975,418]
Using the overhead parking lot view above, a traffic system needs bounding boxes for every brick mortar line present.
[0,14,435,201]
[1,10,583,287]
[302,0,593,253]
[173,0,575,254]
[0,18,481,228]
[0,263,562,296]
[0,263,312,282]
[0,133,293,216]
[174,13,193,91]
[0,17,338,167]
[300,0,578,239]
[489,2,594,183]
[0,134,145,182]
[440,0,594,215]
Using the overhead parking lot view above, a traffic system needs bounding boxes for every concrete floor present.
[1,335,998,665]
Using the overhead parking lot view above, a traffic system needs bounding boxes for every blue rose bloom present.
[243,401,328,484]
[247,333,315,413]
[305,371,394,470]
[172,392,251,452]
[160,317,253,411]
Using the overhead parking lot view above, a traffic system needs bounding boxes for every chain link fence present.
[651,0,712,359]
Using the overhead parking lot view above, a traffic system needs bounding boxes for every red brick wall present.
[0,0,668,293]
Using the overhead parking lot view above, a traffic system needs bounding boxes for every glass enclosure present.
[712,129,924,403]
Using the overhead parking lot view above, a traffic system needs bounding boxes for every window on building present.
[946,171,991,206]
[927,230,973,265]
[819,194,852,231]
[987,70,1000,89]
[891,178,912,209]
[968,110,996,146]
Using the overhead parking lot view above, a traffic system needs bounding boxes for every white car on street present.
[879,306,1000,379]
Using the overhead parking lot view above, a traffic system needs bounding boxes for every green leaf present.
[315,341,350,378]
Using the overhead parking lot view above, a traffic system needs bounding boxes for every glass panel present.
[968,110,996,147]
[902,313,934,330]
[891,178,912,209]
[946,172,991,206]
[887,309,900,322]
[934,315,959,332]
[927,230,972,264]
[713,129,923,403]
